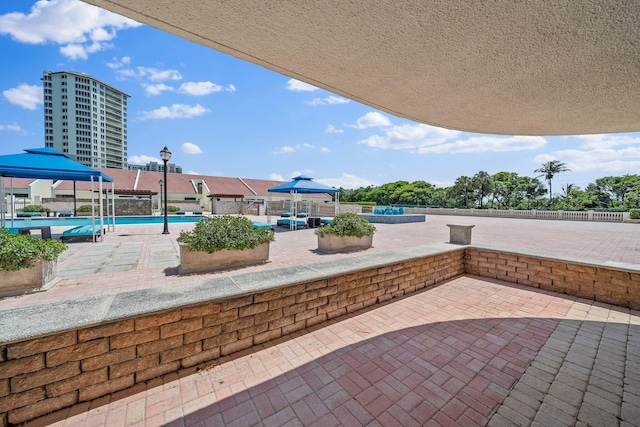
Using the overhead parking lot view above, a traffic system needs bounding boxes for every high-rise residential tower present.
[42,71,130,169]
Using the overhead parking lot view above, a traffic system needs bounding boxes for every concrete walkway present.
[2,215,640,426]
[2,214,639,310]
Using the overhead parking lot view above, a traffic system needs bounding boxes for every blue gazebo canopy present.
[268,175,338,194]
[0,148,113,182]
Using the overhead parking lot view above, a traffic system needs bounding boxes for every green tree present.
[534,160,571,204]
[472,171,493,209]
[451,176,474,208]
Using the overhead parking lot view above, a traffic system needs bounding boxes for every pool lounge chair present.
[276,219,307,229]
[58,212,74,217]
[16,212,42,217]
[252,221,273,229]
[296,212,310,218]
[280,212,293,217]
[61,225,102,242]
[320,218,333,225]
[175,210,185,215]
[193,210,202,215]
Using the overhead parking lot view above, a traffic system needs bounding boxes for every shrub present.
[315,212,376,238]
[22,205,50,213]
[0,228,67,271]
[167,206,181,213]
[77,205,95,213]
[177,215,275,253]
[630,209,640,219]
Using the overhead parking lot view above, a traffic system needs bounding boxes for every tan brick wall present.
[465,247,640,309]
[0,249,464,425]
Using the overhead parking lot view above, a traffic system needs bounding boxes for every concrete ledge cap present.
[0,243,461,344]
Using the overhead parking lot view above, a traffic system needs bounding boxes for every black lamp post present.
[158,179,163,215]
[160,146,171,234]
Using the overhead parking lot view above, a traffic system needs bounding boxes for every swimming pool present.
[3,215,203,228]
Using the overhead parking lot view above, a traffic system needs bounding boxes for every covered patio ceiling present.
[84,0,640,136]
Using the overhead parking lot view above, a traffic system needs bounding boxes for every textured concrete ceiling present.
[84,0,640,136]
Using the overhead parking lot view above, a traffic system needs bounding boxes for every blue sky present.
[1,0,640,191]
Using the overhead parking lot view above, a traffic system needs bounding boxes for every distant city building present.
[128,161,183,174]
[43,70,130,169]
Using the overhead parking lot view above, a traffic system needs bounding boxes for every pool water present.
[4,215,202,228]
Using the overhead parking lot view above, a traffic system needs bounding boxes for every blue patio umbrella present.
[267,176,339,229]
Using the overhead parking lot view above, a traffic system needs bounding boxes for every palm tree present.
[535,160,571,204]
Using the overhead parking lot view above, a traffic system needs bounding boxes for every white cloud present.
[325,124,343,134]
[320,147,331,153]
[307,96,350,106]
[137,104,210,120]
[286,79,318,92]
[348,112,392,129]
[317,173,376,189]
[0,0,141,60]
[177,81,236,96]
[106,56,131,69]
[269,173,285,181]
[2,84,43,110]
[273,144,314,154]
[0,124,22,132]
[127,154,159,165]
[118,66,182,82]
[181,142,203,154]
[357,123,545,154]
[274,146,296,154]
[186,170,201,175]
[143,83,174,96]
[535,143,640,173]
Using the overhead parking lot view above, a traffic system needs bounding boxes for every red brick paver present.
[29,275,576,426]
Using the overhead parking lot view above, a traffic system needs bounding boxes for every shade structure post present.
[98,177,104,242]
[0,177,4,228]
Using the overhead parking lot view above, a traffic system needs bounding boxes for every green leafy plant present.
[167,206,181,213]
[630,209,640,219]
[77,205,95,213]
[315,212,376,238]
[21,205,50,213]
[0,228,67,271]
[177,215,275,253]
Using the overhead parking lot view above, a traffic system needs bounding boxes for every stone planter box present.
[0,260,58,298]
[317,234,373,253]
[179,243,270,274]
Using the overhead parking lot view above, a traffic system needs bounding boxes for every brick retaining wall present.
[465,247,640,309]
[0,251,464,426]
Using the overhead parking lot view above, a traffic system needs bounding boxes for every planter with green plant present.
[0,228,67,296]
[76,204,97,216]
[177,215,275,274]
[315,212,376,253]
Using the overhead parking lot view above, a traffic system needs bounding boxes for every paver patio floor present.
[24,275,640,427]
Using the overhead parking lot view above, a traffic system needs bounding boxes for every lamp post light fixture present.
[160,146,171,234]
[158,179,163,215]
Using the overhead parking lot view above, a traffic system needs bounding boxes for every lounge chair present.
[296,212,310,218]
[61,225,102,242]
[16,212,42,217]
[276,219,307,228]
[58,212,74,217]
[320,218,333,225]
[175,210,185,215]
[252,221,273,229]
[193,210,202,215]
[280,211,292,217]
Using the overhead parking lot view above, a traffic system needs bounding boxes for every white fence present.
[401,207,628,222]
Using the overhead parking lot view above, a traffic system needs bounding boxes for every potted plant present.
[76,204,96,216]
[315,212,376,253]
[0,228,67,297]
[177,215,275,274]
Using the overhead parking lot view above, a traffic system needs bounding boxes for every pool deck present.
[2,214,640,426]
